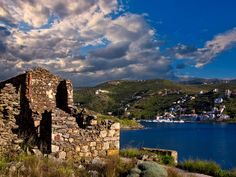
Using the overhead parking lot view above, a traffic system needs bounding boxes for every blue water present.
[120,122,236,169]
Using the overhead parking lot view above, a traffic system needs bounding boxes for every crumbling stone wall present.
[0,84,22,154]
[51,108,120,159]
[0,68,120,159]
[27,68,73,114]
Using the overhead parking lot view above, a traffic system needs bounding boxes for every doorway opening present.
[39,111,52,154]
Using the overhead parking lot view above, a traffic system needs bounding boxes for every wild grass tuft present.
[178,159,236,177]
[120,148,175,165]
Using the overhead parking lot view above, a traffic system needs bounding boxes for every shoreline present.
[121,124,144,130]
[137,119,236,124]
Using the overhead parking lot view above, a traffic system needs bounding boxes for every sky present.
[0,0,236,86]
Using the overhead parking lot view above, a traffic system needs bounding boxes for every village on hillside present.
[91,84,236,123]
[154,88,235,122]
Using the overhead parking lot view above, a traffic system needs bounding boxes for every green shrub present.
[120,148,144,158]
[160,155,175,165]
[138,161,167,177]
[178,160,225,177]
[0,156,7,173]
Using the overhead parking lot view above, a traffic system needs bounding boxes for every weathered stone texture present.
[51,108,120,159]
[27,68,73,114]
[0,84,22,154]
[0,68,120,159]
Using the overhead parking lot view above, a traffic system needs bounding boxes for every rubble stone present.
[0,68,120,160]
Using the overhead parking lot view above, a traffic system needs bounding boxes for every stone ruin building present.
[0,68,120,159]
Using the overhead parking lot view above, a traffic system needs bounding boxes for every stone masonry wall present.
[0,84,22,154]
[27,68,73,114]
[51,108,120,159]
[0,68,120,160]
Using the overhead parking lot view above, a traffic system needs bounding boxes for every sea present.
[120,122,236,169]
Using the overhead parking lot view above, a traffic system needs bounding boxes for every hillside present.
[74,79,236,120]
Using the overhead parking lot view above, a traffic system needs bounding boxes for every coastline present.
[121,122,236,169]
[121,123,144,130]
[137,119,236,124]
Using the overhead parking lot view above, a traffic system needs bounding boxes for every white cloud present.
[173,28,236,67]
[1,0,235,85]
[0,0,174,86]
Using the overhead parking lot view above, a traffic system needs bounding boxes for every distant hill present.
[180,78,236,85]
[74,79,236,119]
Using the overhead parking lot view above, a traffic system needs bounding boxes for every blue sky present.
[126,0,236,79]
[0,0,236,85]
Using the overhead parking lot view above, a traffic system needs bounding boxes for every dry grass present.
[1,154,84,177]
[0,152,136,177]
[167,168,183,177]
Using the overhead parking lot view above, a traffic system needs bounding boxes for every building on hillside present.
[225,89,232,98]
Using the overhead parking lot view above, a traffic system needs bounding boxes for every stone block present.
[114,141,120,149]
[79,152,85,157]
[96,143,102,150]
[92,150,98,157]
[76,146,80,152]
[89,119,98,126]
[52,134,62,142]
[69,138,74,143]
[108,130,115,137]
[81,145,89,152]
[59,151,66,159]
[51,145,60,153]
[66,151,74,159]
[110,123,120,130]
[62,134,69,139]
[84,152,92,157]
[90,142,96,147]
[103,142,109,150]
[104,137,119,141]
[100,130,107,138]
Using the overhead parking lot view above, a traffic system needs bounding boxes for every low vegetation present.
[136,161,167,177]
[166,168,183,177]
[1,150,236,176]
[0,154,83,177]
[178,160,236,177]
[97,114,143,129]
[0,152,135,177]
[120,148,175,166]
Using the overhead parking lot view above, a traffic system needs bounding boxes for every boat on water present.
[140,117,185,123]
[155,115,185,123]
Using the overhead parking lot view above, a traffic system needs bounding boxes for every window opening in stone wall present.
[56,80,69,113]
[39,111,52,154]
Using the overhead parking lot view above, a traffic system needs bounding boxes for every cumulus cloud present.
[2,0,234,86]
[173,28,236,67]
[0,0,174,86]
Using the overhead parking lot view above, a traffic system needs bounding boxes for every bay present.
[121,122,236,169]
